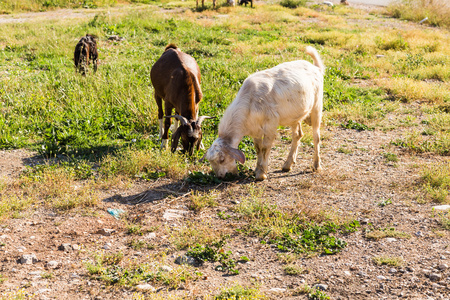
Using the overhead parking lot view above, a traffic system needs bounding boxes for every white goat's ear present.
[225,147,246,164]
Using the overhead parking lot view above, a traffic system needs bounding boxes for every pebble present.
[103,243,112,250]
[268,288,286,293]
[19,253,38,264]
[438,264,448,271]
[344,271,352,276]
[145,232,156,240]
[160,265,173,272]
[385,238,397,242]
[58,244,72,252]
[135,283,156,292]
[313,284,328,291]
[432,205,450,211]
[174,255,197,266]
[429,273,442,282]
[377,275,387,280]
[37,289,51,294]
[389,268,397,274]
[415,231,423,237]
[96,228,115,236]
[46,261,59,269]
[72,244,80,251]
[163,209,189,221]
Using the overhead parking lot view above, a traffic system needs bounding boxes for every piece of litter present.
[323,1,334,6]
[419,17,428,24]
[107,208,125,219]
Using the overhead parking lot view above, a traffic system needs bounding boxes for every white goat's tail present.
[305,46,325,75]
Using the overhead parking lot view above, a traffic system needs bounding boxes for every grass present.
[215,284,265,300]
[387,0,450,28]
[372,256,404,267]
[365,227,411,240]
[421,162,450,203]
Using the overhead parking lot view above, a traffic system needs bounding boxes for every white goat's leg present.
[282,122,303,172]
[169,119,178,133]
[311,111,322,172]
[158,119,164,139]
[254,134,275,181]
[161,139,169,149]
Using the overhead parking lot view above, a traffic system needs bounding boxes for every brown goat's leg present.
[282,121,303,172]
[155,95,164,139]
[93,59,98,73]
[162,103,173,149]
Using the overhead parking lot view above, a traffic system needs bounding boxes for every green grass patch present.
[372,256,404,267]
[422,162,450,203]
[215,284,265,300]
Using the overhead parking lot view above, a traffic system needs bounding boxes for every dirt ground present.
[1,101,450,299]
[1,3,450,300]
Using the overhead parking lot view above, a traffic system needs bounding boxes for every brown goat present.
[150,44,211,156]
[74,34,98,75]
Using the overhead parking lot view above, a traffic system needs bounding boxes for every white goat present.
[202,46,324,181]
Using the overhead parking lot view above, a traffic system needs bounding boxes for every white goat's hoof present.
[161,139,169,149]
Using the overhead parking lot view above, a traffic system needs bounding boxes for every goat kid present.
[202,46,324,181]
[151,44,211,156]
[74,34,98,75]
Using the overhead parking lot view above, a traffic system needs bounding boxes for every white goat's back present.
[218,58,323,138]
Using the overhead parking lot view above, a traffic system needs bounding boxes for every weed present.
[283,264,306,276]
[215,284,265,300]
[189,190,218,211]
[337,145,352,154]
[341,120,373,131]
[308,288,330,300]
[372,256,404,267]
[0,274,6,284]
[280,0,307,9]
[41,272,53,279]
[383,152,399,163]
[187,237,239,275]
[186,171,221,185]
[126,224,143,235]
[365,227,411,240]
[421,162,450,203]
[378,199,392,207]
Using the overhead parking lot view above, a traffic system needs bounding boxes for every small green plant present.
[215,284,265,300]
[0,274,6,284]
[128,239,153,250]
[337,145,352,154]
[365,227,411,240]
[378,199,392,207]
[341,120,373,131]
[187,237,239,275]
[126,223,143,235]
[309,287,330,300]
[186,171,221,185]
[283,264,305,276]
[279,0,306,9]
[189,190,218,211]
[422,163,450,203]
[41,272,53,279]
[383,152,399,163]
[372,256,404,267]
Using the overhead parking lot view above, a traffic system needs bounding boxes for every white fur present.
[205,46,324,181]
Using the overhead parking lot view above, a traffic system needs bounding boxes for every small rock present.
[70,273,80,279]
[72,244,80,251]
[37,288,51,294]
[160,265,173,272]
[438,264,448,271]
[175,255,198,266]
[389,268,397,274]
[406,267,415,272]
[377,275,387,280]
[58,243,72,252]
[268,288,286,293]
[103,243,112,250]
[360,218,370,225]
[429,273,442,282]
[11,268,18,272]
[415,231,423,237]
[432,283,442,289]
[163,209,189,221]
[432,205,450,211]
[19,254,38,264]
[135,283,156,292]
[97,228,115,236]
[46,261,60,269]
[385,238,397,242]
[313,284,328,291]
[344,271,352,277]
[145,232,156,239]
[29,271,42,276]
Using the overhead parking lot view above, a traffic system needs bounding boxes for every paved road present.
[349,0,395,6]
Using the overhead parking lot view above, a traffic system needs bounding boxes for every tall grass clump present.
[387,0,450,28]
[279,0,307,9]
[0,0,117,13]
[422,162,450,203]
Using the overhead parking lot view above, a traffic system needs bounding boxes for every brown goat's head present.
[166,115,213,156]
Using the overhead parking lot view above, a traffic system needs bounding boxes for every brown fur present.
[74,34,98,75]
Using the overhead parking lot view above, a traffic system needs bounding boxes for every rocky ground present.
[1,101,449,299]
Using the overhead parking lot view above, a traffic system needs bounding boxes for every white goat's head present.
[202,138,246,178]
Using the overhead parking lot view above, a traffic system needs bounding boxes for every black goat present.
[74,34,98,75]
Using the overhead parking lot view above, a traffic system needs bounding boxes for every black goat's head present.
[166,115,213,156]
